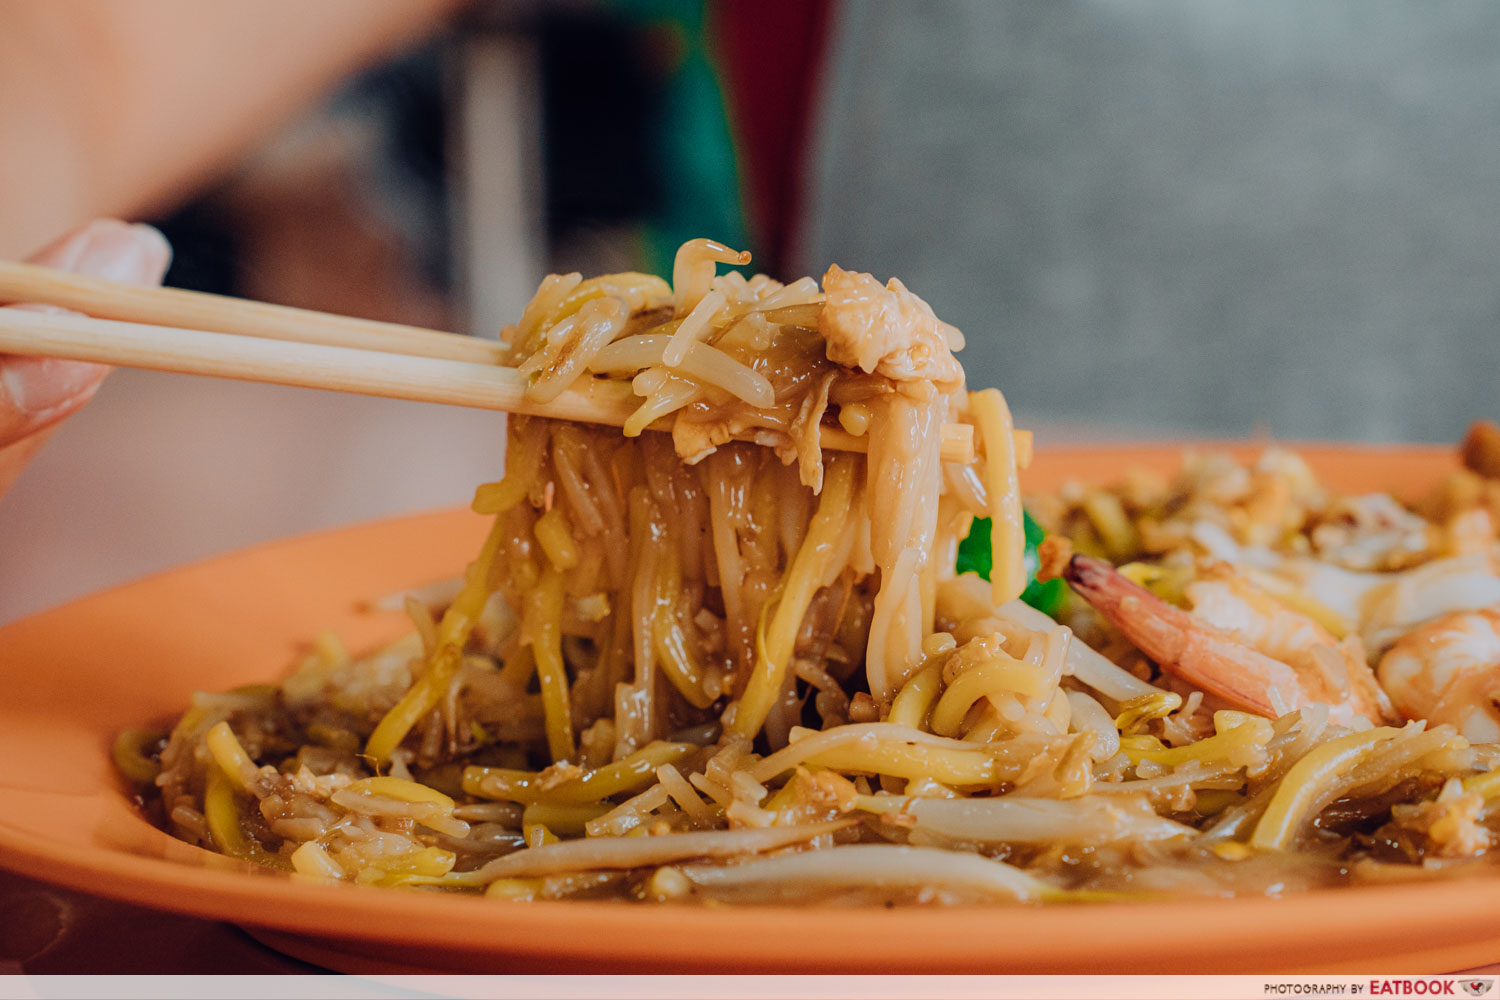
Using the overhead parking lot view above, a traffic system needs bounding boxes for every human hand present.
[0,220,172,499]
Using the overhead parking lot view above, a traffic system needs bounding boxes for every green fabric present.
[613,0,750,277]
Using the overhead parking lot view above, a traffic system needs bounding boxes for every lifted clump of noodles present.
[119,244,1500,905]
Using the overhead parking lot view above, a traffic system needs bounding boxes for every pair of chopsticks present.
[0,259,978,464]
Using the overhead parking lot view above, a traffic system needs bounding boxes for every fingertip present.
[129,223,174,285]
[27,219,173,287]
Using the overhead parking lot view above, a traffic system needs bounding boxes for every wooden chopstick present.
[0,259,504,365]
[0,306,979,463]
[0,305,620,419]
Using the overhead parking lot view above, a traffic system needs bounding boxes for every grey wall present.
[801,1,1500,442]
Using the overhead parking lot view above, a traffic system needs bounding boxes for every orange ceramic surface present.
[3,444,1498,975]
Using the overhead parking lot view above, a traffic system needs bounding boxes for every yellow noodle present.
[522,801,611,836]
[366,514,509,763]
[929,658,1053,737]
[799,741,1010,785]
[750,722,1039,786]
[970,388,1026,604]
[650,555,716,709]
[1463,766,1500,800]
[887,664,944,731]
[534,506,580,572]
[1123,712,1274,767]
[203,763,283,868]
[112,728,163,784]
[205,722,257,793]
[732,456,857,737]
[203,765,249,857]
[1081,490,1140,562]
[1250,727,1406,851]
[529,566,576,761]
[471,421,548,516]
[462,741,696,805]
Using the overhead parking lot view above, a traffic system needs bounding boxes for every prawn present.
[1063,555,1394,727]
[1378,609,1500,742]
[1194,520,1500,655]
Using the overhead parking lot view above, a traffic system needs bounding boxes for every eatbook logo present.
[1463,981,1495,997]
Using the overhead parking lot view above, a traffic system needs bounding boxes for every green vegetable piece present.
[954,513,993,579]
[955,512,1065,617]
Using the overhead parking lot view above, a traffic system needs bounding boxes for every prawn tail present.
[1062,555,1194,659]
[1063,554,1301,718]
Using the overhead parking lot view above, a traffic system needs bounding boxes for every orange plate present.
[3,443,1498,975]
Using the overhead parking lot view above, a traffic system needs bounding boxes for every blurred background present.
[4,0,1500,621]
